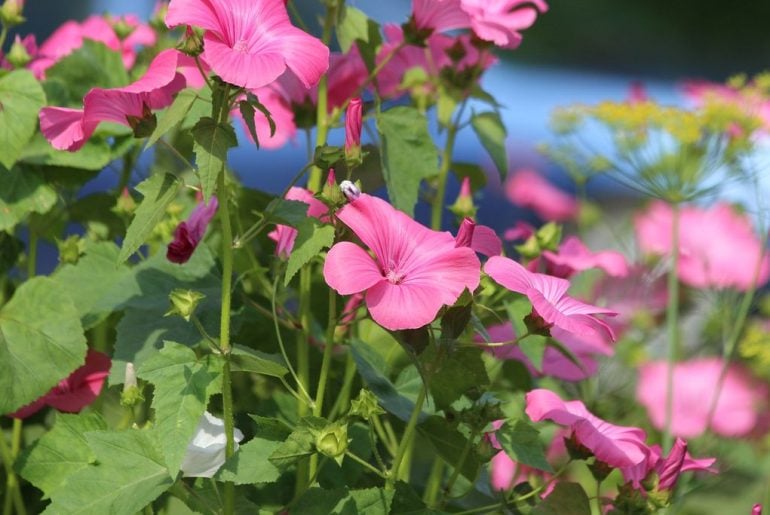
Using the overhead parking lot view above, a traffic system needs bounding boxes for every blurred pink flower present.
[8,350,111,419]
[620,438,715,490]
[412,0,470,33]
[635,201,770,291]
[39,48,189,151]
[542,236,629,278]
[526,388,649,469]
[628,81,648,103]
[683,80,770,134]
[485,256,616,342]
[461,0,548,49]
[753,504,763,515]
[268,188,328,259]
[505,168,578,221]
[165,0,329,90]
[323,194,480,330]
[636,358,765,438]
[167,196,219,264]
[233,86,296,149]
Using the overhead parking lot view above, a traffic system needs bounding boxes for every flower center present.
[385,269,406,285]
[233,39,249,53]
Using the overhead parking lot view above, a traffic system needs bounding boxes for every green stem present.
[296,268,313,490]
[346,451,388,479]
[216,171,236,515]
[423,459,444,507]
[0,25,8,54]
[0,424,25,515]
[386,384,427,489]
[327,353,356,421]
[313,289,337,417]
[430,101,468,230]
[306,1,337,193]
[663,203,681,452]
[441,429,477,504]
[271,276,313,405]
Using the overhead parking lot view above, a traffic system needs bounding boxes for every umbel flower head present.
[165,0,329,90]
[323,193,480,330]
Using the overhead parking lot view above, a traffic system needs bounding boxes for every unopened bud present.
[349,389,385,420]
[0,0,24,26]
[344,98,363,167]
[111,17,136,41]
[114,187,137,215]
[164,289,205,322]
[449,177,476,218]
[314,422,348,463]
[340,180,361,202]
[6,35,31,68]
[321,169,344,205]
[454,218,475,248]
[57,235,86,265]
[178,25,204,57]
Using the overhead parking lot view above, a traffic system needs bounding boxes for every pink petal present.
[39,107,89,151]
[412,0,470,32]
[366,280,451,330]
[323,242,384,296]
[490,450,517,491]
[471,224,503,256]
[484,255,539,295]
[45,350,111,413]
[505,168,578,222]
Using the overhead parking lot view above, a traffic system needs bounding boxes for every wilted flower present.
[180,411,244,478]
[323,193,480,330]
[167,196,219,264]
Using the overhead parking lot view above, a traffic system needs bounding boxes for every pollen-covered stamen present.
[233,39,249,52]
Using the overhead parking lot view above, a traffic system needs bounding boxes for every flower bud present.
[349,389,385,420]
[120,363,145,407]
[344,98,363,167]
[6,35,31,68]
[535,222,561,251]
[111,18,136,41]
[321,169,344,206]
[164,289,205,322]
[449,177,476,219]
[57,235,86,265]
[178,25,204,57]
[454,218,475,248]
[114,187,137,215]
[753,504,762,515]
[314,421,348,462]
[340,180,361,202]
[0,0,24,26]
[657,437,687,491]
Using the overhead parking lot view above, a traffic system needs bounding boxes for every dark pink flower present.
[505,168,578,221]
[39,49,190,151]
[542,236,629,278]
[460,0,548,49]
[636,358,765,438]
[165,0,329,90]
[526,388,649,469]
[455,218,503,257]
[167,196,219,264]
[484,255,616,342]
[753,504,763,515]
[635,201,770,291]
[8,350,111,419]
[268,188,328,258]
[620,438,715,490]
[323,194,480,330]
[345,97,363,155]
[412,0,470,34]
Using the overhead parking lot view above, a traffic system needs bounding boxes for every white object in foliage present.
[180,411,244,478]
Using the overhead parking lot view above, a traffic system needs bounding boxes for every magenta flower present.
[485,255,616,342]
[167,196,219,264]
[505,168,578,221]
[636,358,765,438]
[412,0,470,34]
[345,97,363,156]
[753,505,763,515]
[620,438,715,490]
[542,236,629,279]
[268,188,328,258]
[39,49,190,151]
[455,218,503,257]
[8,350,111,419]
[526,388,649,469]
[165,0,329,90]
[461,0,548,49]
[323,194,480,330]
[635,201,770,291]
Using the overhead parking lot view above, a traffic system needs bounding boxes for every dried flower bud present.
[349,389,385,420]
[340,180,361,202]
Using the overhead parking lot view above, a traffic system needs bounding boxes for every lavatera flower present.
[180,411,244,478]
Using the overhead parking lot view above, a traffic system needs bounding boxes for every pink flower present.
[412,0,470,34]
[165,0,329,90]
[323,194,480,330]
[233,85,296,149]
[39,48,190,151]
[484,256,616,342]
[683,79,770,134]
[628,81,648,104]
[455,218,503,257]
[345,97,363,156]
[167,196,219,264]
[620,438,715,490]
[753,505,763,515]
[460,0,548,49]
[635,201,770,291]
[526,388,649,469]
[636,358,765,438]
[542,236,629,278]
[268,188,328,258]
[505,168,578,221]
[480,323,609,381]
[8,350,111,419]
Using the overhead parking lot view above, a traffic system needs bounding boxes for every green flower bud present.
[178,26,205,57]
[0,0,25,27]
[165,289,206,322]
[349,389,385,421]
[314,422,348,462]
[57,235,86,265]
[535,222,561,251]
[6,35,31,68]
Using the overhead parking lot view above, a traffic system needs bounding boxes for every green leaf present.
[0,70,46,169]
[247,415,292,441]
[146,88,199,148]
[496,420,554,473]
[417,416,480,482]
[348,488,395,514]
[264,198,310,227]
[0,277,87,414]
[215,437,282,485]
[519,335,547,371]
[117,172,182,263]
[531,482,591,515]
[0,167,56,231]
[230,344,288,378]
[45,40,129,104]
[238,100,260,148]
[137,342,222,476]
[425,347,489,410]
[17,413,107,497]
[284,220,335,286]
[192,117,237,202]
[471,111,508,180]
[53,241,131,329]
[45,430,174,515]
[21,133,112,170]
[268,428,315,470]
[377,106,439,216]
[336,6,370,53]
